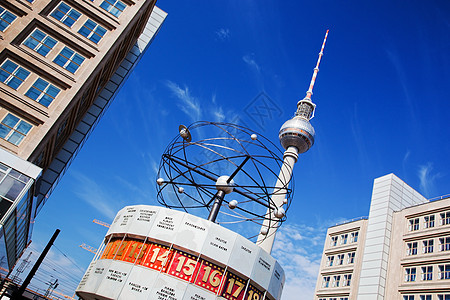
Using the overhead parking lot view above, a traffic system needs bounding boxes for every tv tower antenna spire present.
[256,30,329,253]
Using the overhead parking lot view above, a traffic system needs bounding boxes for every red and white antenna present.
[305,29,329,100]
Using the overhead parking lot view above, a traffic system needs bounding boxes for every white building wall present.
[356,174,427,300]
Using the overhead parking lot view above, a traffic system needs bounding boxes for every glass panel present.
[7,132,24,145]
[0,176,25,201]
[0,197,13,220]
[2,114,19,128]
[16,121,32,135]
[25,87,40,100]
[72,53,85,65]
[0,231,9,277]
[100,1,112,11]
[0,125,10,139]
[46,85,60,98]
[15,68,30,81]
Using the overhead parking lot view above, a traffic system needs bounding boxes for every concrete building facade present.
[315,174,450,300]
[0,0,166,275]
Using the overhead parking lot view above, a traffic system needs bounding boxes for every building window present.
[0,6,17,32]
[438,264,450,280]
[337,254,344,265]
[322,276,330,288]
[424,215,435,228]
[440,237,450,252]
[0,113,32,146]
[343,274,351,286]
[78,19,106,44]
[420,296,431,300]
[340,298,349,300]
[407,242,418,256]
[327,256,334,267]
[100,0,126,17]
[332,275,340,287]
[0,163,33,220]
[423,239,434,254]
[421,266,433,281]
[331,236,338,247]
[53,46,85,73]
[25,78,60,107]
[347,252,355,264]
[405,267,416,282]
[56,119,67,140]
[340,234,348,245]
[403,296,415,300]
[23,29,58,57]
[438,295,450,300]
[350,231,359,243]
[441,212,450,226]
[0,60,30,90]
[51,2,81,27]
[409,218,419,231]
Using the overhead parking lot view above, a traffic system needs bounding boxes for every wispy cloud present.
[242,54,261,72]
[166,80,202,121]
[210,94,225,122]
[71,172,119,220]
[215,28,230,41]
[385,49,418,126]
[272,223,329,300]
[418,162,441,197]
[350,103,370,173]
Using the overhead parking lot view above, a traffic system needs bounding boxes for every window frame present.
[0,113,32,146]
[77,19,107,44]
[441,212,450,226]
[439,237,450,252]
[23,29,58,57]
[407,242,418,256]
[438,264,450,280]
[424,215,435,228]
[50,2,81,28]
[322,276,330,288]
[340,234,348,245]
[421,266,433,281]
[53,46,85,73]
[423,239,434,254]
[25,77,61,107]
[0,6,17,32]
[405,267,417,282]
[347,252,355,264]
[99,0,126,17]
[350,231,359,243]
[409,218,419,231]
[327,255,334,267]
[343,274,351,286]
[332,275,341,287]
[0,60,31,90]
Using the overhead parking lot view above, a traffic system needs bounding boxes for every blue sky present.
[14,0,450,299]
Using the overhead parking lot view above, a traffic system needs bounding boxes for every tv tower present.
[256,30,329,253]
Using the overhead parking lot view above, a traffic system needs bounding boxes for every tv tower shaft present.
[256,30,329,253]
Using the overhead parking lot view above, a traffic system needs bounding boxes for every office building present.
[315,173,450,300]
[0,0,166,275]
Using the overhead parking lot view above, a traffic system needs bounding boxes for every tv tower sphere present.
[279,114,315,153]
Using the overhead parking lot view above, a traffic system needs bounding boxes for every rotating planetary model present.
[76,30,329,300]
